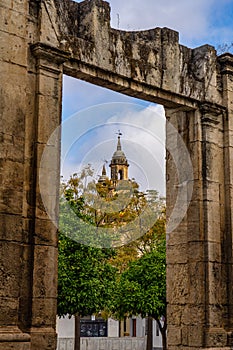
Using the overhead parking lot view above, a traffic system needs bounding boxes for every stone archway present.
[1,1,233,349]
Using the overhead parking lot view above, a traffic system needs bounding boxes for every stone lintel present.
[64,60,198,109]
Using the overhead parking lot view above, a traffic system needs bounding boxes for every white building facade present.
[56,315,163,350]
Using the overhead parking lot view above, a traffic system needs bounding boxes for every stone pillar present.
[166,103,232,349]
[0,0,32,349]
[200,104,229,348]
[29,43,70,350]
[166,107,204,350]
[219,53,233,346]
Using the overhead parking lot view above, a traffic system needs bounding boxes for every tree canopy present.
[114,240,166,320]
[58,169,117,317]
[57,232,117,317]
[113,239,167,350]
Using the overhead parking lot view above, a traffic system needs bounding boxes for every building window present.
[80,319,107,337]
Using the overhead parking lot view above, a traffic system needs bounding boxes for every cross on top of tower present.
[116,130,122,151]
[116,130,122,136]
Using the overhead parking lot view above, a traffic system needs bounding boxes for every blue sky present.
[61,0,233,195]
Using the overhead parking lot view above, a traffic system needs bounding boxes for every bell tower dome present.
[109,133,129,186]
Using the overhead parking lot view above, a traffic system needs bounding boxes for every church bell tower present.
[109,134,129,186]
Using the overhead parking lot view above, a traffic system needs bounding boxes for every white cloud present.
[110,0,212,33]
[62,75,147,120]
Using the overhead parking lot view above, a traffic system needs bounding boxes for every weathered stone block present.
[0,6,27,38]
[38,71,61,97]
[0,242,24,298]
[37,95,61,144]
[168,325,182,346]
[36,142,60,171]
[0,31,27,66]
[208,304,229,328]
[188,262,205,304]
[167,228,187,245]
[207,241,222,262]
[207,262,226,305]
[205,328,228,348]
[167,263,189,305]
[31,298,57,327]
[188,141,202,181]
[181,304,205,326]
[166,304,182,326]
[204,202,222,242]
[0,187,23,214]
[0,213,24,242]
[166,243,188,264]
[0,297,19,324]
[202,146,224,183]
[0,344,30,350]
[30,328,57,350]
[188,325,204,347]
[1,0,28,14]
[0,63,27,138]
[32,245,57,298]
[187,241,205,262]
[0,159,24,190]
[0,132,25,163]
[34,218,58,246]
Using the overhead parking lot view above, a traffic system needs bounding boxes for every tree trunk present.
[161,328,167,350]
[156,317,167,350]
[146,316,153,350]
[74,314,81,350]
[119,319,121,337]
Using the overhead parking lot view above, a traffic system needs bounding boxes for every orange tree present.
[58,170,117,350]
[110,193,166,350]
[113,239,166,350]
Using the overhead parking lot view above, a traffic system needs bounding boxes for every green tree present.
[58,170,117,350]
[107,187,166,350]
[58,234,116,317]
[58,232,117,350]
[113,240,166,350]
